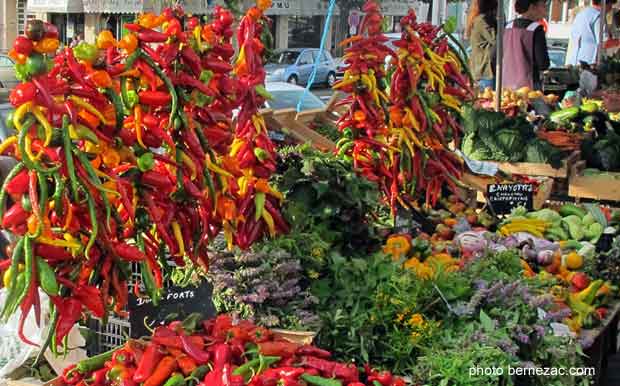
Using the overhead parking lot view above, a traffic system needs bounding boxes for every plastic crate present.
[86,316,131,356]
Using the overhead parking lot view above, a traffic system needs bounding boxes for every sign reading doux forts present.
[128,282,215,338]
[486,183,534,215]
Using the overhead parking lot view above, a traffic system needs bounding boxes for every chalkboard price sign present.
[129,282,216,338]
[486,183,534,214]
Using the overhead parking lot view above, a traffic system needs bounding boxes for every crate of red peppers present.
[59,314,405,386]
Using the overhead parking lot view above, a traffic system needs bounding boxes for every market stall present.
[3,1,620,386]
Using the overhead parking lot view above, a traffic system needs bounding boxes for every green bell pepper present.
[74,42,99,63]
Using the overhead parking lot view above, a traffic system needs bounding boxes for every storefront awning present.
[382,0,424,16]
[265,0,340,17]
[27,0,84,13]
[83,0,156,14]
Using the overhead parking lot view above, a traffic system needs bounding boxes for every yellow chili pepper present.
[0,136,17,155]
[96,30,117,49]
[206,158,233,178]
[171,221,185,256]
[24,135,42,161]
[13,101,32,131]
[223,221,234,251]
[34,38,60,54]
[69,96,112,125]
[37,236,81,249]
[178,150,197,180]
[261,210,276,237]
[32,106,53,147]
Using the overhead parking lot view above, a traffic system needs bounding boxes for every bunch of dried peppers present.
[334,2,473,213]
[0,1,284,351]
[60,314,406,386]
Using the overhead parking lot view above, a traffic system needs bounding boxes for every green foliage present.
[275,145,385,256]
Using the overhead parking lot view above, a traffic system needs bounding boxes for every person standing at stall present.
[466,0,498,91]
[502,0,550,90]
[566,0,616,66]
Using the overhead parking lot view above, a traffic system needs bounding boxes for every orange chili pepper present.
[118,33,138,54]
[102,148,121,168]
[257,0,272,11]
[134,105,145,148]
[8,49,27,65]
[33,38,60,54]
[96,30,116,49]
[90,155,102,170]
[201,25,216,45]
[78,109,101,130]
[90,70,113,88]
[354,110,366,122]
[248,7,262,20]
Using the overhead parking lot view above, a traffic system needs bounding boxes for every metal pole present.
[495,0,504,111]
[598,0,607,64]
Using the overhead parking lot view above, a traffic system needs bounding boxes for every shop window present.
[288,16,322,48]
[17,0,27,35]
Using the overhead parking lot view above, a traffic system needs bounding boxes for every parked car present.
[0,103,15,141]
[334,57,348,77]
[0,55,18,89]
[265,48,337,87]
[264,82,326,111]
[548,47,567,68]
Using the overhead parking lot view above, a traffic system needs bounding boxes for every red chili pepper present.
[9,82,37,106]
[138,29,168,42]
[141,170,173,190]
[180,46,202,77]
[138,91,172,107]
[5,170,29,195]
[13,36,33,56]
[52,296,83,345]
[113,242,147,262]
[74,284,105,318]
[179,333,209,364]
[36,244,73,261]
[3,202,29,229]
[133,343,163,383]
[201,56,233,73]
[295,345,331,359]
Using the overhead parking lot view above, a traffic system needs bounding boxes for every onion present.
[536,250,555,266]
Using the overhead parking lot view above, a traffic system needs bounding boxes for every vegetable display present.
[0,2,283,349]
[334,3,471,212]
[60,314,405,386]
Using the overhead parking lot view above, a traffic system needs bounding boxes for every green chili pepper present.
[300,374,342,386]
[254,192,265,221]
[19,116,60,174]
[137,152,154,171]
[14,236,34,309]
[121,77,138,110]
[174,146,185,195]
[0,162,25,218]
[233,355,280,381]
[37,256,59,295]
[73,149,116,229]
[25,53,47,77]
[104,87,124,132]
[74,124,100,145]
[52,172,65,216]
[33,300,58,365]
[124,50,140,71]
[62,116,79,201]
[139,50,178,128]
[76,348,117,372]
[163,373,185,386]
[254,85,273,100]
[2,272,25,321]
[137,234,161,306]
[14,63,29,82]
[21,195,32,213]
[1,237,25,320]
[73,42,99,63]
[79,181,98,259]
[199,70,213,84]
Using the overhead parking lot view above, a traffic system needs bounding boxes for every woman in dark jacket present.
[502,0,550,90]
[466,0,498,91]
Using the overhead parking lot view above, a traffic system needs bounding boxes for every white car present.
[263,82,326,111]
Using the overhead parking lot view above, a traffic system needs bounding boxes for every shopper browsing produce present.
[466,0,498,91]
[502,0,550,90]
[566,0,617,66]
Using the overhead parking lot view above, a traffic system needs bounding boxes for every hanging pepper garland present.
[224,0,288,251]
[0,2,284,351]
[334,2,473,213]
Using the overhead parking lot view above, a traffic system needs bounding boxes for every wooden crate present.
[489,151,580,179]
[568,160,620,201]
[267,108,336,152]
[461,172,554,210]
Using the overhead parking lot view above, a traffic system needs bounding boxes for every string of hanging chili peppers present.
[334,2,473,214]
[0,0,285,351]
[225,0,288,250]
